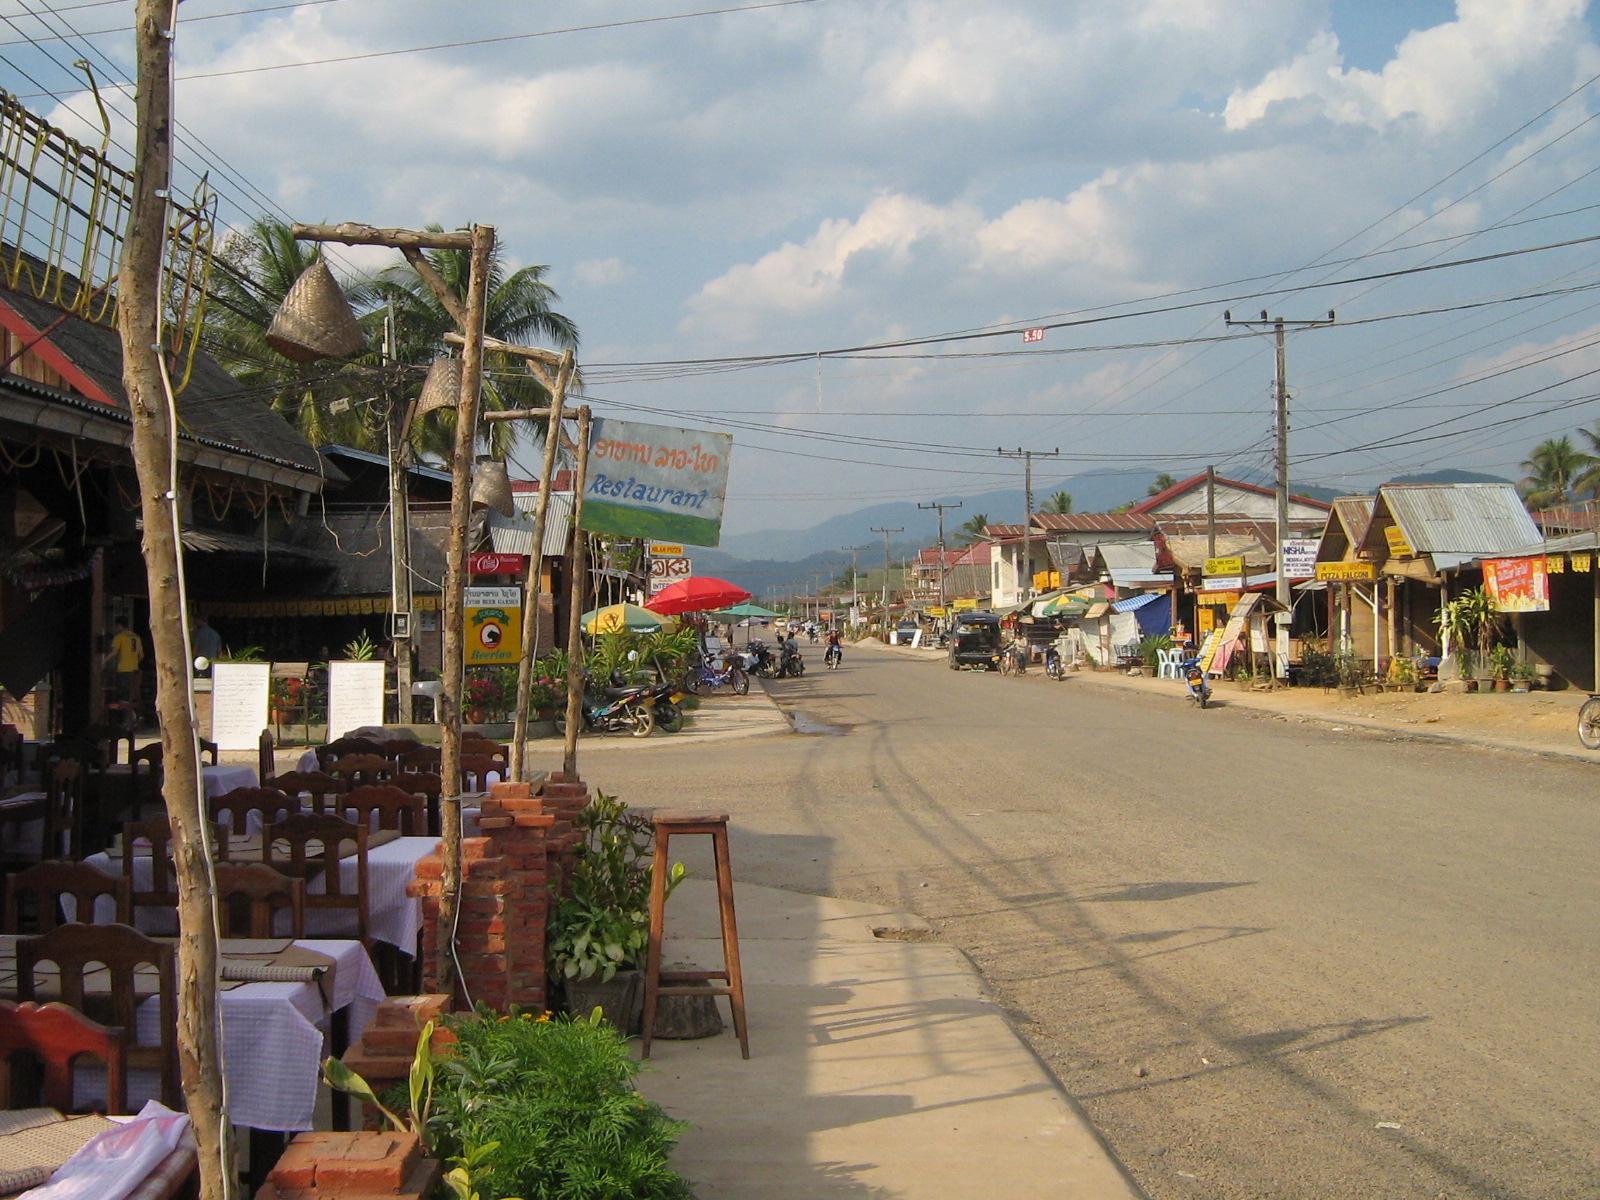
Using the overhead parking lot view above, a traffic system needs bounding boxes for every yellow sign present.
[648,543,685,557]
[1204,556,1243,576]
[1574,553,1592,572]
[926,606,947,616]
[464,586,522,665]
[953,598,979,611]
[1546,554,1565,574]
[1033,570,1060,590]
[1316,561,1378,582]
[1384,524,1413,557]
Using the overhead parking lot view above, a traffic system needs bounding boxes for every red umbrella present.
[645,576,752,616]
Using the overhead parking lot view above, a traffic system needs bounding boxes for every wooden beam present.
[290,222,472,251]
[399,247,469,330]
[562,406,592,778]
[480,406,556,423]
[444,329,565,368]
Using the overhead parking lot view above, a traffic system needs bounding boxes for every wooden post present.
[510,352,572,781]
[89,549,105,721]
[120,2,233,1196]
[435,225,493,1000]
[562,407,592,779]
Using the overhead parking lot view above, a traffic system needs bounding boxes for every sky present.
[5,0,1600,538]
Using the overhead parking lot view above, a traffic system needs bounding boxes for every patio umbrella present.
[583,602,663,634]
[720,602,782,619]
[1038,595,1090,618]
[645,576,751,616]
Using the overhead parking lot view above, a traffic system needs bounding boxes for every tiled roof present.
[983,524,1025,539]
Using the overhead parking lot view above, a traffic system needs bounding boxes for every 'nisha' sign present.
[582,417,733,546]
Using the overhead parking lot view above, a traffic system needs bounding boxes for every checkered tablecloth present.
[201,764,258,798]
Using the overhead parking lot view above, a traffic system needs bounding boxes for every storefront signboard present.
[464,585,523,665]
[1483,557,1549,612]
[1316,561,1377,582]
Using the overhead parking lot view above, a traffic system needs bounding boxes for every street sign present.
[647,543,684,557]
[1315,561,1377,582]
[468,552,526,575]
[648,554,692,596]
[1204,556,1243,576]
[1281,539,1318,579]
[464,586,522,665]
[1022,328,1044,343]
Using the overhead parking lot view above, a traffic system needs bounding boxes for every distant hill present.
[1386,469,1514,486]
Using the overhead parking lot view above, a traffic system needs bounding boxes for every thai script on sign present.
[592,437,722,475]
[582,417,733,547]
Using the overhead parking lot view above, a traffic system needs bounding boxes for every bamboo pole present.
[562,407,592,778]
[510,351,573,781]
[120,2,233,1196]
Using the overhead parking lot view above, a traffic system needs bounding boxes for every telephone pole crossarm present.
[997,448,1060,605]
[918,500,962,615]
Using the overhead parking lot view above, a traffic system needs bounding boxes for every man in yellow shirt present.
[105,618,143,714]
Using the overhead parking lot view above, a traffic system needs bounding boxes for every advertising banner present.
[649,554,692,596]
[1281,539,1319,579]
[464,585,523,665]
[1483,557,1549,612]
[582,417,732,546]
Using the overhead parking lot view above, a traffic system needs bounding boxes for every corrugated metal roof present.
[1032,512,1152,532]
[1490,530,1600,558]
[1096,541,1165,588]
[487,491,573,557]
[1332,497,1374,544]
[1381,484,1539,555]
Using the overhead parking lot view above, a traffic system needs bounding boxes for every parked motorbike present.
[746,640,778,678]
[778,641,806,677]
[645,680,687,733]
[554,678,656,737]
[1180,652,1211,709]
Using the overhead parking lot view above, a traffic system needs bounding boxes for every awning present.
[1084,601,1111,619]
[1112,592,1166,613]
[487,491,573,557]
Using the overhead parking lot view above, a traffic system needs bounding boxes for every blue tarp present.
[1113,591,1170,635]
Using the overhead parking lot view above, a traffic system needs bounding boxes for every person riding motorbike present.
[824,628,843,668]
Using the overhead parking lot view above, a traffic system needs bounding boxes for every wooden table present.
[0,1110,196,1200]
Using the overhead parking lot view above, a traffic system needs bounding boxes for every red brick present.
[477,816,514,830]
[413,856,444,879]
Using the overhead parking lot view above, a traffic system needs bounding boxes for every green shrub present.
[430,1008,693,1200]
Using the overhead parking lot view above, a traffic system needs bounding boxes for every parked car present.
[947,611,1001,669]
[894,622,921,645]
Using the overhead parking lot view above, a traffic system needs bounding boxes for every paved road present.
[577,644,1600,1200]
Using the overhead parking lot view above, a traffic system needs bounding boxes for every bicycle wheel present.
[679,670,702,696]
[1578,697,1600,749]
[999,652,1014,677]
[629,704,656,738]
[730,667,749,695]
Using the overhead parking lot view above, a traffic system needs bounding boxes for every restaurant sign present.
[583,417,733,546]
[1281,539,1319,579]
[1316,561,1378,582]
[1204,556,1243,577]
[1483,557,1549,613]
[464,585,522,665]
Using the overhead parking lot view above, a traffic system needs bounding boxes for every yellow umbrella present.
[583,603,663,634]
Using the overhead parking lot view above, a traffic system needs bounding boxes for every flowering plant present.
[269,676,308,707]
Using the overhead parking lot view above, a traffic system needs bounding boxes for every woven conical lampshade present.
[471,458,515,517]
[265,261,366,363]
[415,357,463,416]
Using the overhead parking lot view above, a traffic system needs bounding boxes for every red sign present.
[1483,556,1549,612]
[1022,328,1045,343]
[469,553,526,576]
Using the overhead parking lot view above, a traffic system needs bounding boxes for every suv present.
[947,611,1002,669]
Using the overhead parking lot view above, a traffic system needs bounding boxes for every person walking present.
[105,618,144,718]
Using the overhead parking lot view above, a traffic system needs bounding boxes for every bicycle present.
[1579,693,1600,749]
[999,642,1027,676]
[684,658,749,696]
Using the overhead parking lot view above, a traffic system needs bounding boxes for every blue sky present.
[5,1,1600,537]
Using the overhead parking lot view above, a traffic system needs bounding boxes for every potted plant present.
[1509,660,1536,693]
[463,674,500,726]
[1488,644,1516,691]
[269,674,307,726]
[547,791,684,1033]
[528,680,557,721]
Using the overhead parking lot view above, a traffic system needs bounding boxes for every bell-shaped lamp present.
[415,357,463,416]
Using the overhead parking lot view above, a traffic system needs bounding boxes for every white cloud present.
[572,257,633,287]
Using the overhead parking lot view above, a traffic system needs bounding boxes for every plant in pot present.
[1488,644,1516,691]
[547,791,684,1033]
[1509,659,1536,692]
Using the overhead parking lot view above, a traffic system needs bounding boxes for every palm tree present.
[1573,422,1600,499]
[1044,491,1073,514]
[1519,435,1593,510]
[956,513,990,544]
[368,229,579,461]
[1148,472,1176,497]
[203,217,379,448]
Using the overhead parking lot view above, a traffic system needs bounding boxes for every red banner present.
[468,553,527,576]
[1483,556,1549,612]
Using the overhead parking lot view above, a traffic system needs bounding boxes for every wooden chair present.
[213,862,306,939]
[209,786,296,838]
[326,753,390,789]
[340,785,426,836]
[316,738,385,769]
[0,999,127,1115]
[128,743,163,811]
[266,770,345,817]
[120,818,230,929]
[258,729,276,790]
[78,723,135,768]
[393,772,442,836]
[44,760,85,861]
[379,739,419,761]
[460,737,508,765]
[263,815,369,946]
[197,737,220,766]
[458,754,502,791]
[16,923,177,1107]
[396,744,441,773]
[4,861,132,933]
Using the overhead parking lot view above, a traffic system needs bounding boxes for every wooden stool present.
[640,810,749,1059]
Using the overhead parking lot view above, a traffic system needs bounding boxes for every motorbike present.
[554,677,656,737]
[824,642,842,670]
[1044,645,1066,681]
[745,640,778,678]
[645,680,687,733]
[778,641,806,677]
[1181,655,1211,709]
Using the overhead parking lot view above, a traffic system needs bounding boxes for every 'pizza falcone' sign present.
[464,586,522,665]
[581,418,733,547]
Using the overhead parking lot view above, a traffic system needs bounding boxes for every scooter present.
[778,641,806,677]
[554,677,656,737]
[1180,654,1211,709]
[1044,645,1066,681]
[824,642,842,670]
[644,680,686,733]
[746,641,777,678]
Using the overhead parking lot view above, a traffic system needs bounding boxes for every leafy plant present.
[1488,644,1516,680]
[547,792,684,984]
[269,675,308,708]
[1436,587,1503,675]
[1333,651,1367,689]
[429,1007,691,1200]
[214,645,265,663]
[1137,632,1172,673]
[344,630,378,661]
[323,1019,438,1141]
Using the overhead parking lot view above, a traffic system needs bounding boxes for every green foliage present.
[634,628,699,681]
[429,1008,691,1200]
[547,792,684,983]
[1147,472,1177,497]
[344,630,378,661]
[323,1020,437,1141]
[586,633,642,686]
[1137,632,1171,672]
[214,645,265,663]
[1436,587,1503,672]
[1488,644,1516,680]
[1044,491,1073,514]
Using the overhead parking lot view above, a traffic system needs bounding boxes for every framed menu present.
[211,662,270,750]
[327,660,386,738]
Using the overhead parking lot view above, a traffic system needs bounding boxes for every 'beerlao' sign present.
[1483,556,1549,612]
[1316,561,1378,582]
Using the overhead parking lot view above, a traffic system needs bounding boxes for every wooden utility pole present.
[561,407,593,777]
[869,527,902,619]
[385,311,414,723]
[918,500,962,614]
[120,2,233,1195]
[293,220,493,1000]
[1224,310,1335,679]
[841,544,866,625]
[998,448,1060,604]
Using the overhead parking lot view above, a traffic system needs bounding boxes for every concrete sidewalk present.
[635,877,1145,1200]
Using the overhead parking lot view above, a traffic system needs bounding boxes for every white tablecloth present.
[201,764,258,798]
[85,836,436,952]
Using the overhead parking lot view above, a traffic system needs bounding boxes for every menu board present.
[210,663,270,750]
[327,660,386,738]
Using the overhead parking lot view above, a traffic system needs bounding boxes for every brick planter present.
[253,1131,441,1199]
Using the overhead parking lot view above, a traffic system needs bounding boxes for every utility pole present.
[919,500,963,615]
[842,544,867,626]
[997,448,1060,605]
[384,308,414,725]
[870,527,902,620]
[1224,310,1335,680]
[120,3,232,1195]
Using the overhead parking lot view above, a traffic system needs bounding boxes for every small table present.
[201,764,258,798]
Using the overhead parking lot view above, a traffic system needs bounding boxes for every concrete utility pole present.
[120,3,232,1194]
[842,544,867,625]
[1224,310,1335,680]
[870,527,903,618]
[919,500,963,615]
[997,448,1060,604]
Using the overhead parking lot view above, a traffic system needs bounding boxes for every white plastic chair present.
[1157,648,1180,679]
